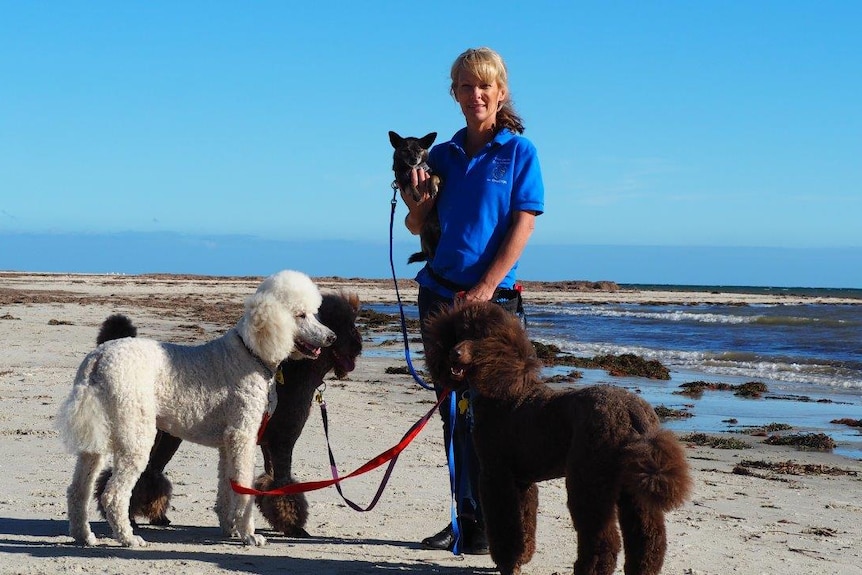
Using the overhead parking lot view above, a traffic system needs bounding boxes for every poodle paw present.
[241,532,267,547]
[121,534,148,548]
[72,531,98,546]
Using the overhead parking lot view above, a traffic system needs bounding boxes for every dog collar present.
[235,331,275,379]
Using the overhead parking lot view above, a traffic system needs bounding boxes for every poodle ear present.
[470,313,542,400]
[240,290,297,367]
[422,305,460,385]
[345,292,361,315]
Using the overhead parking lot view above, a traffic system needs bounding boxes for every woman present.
[399,47,545,554]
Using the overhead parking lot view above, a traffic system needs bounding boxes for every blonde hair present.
[449,47,524,134]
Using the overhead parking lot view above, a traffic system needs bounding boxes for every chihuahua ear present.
[388,131,405,148]
[419,132,437,149]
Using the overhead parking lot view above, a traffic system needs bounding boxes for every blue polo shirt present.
[416,127,545,296]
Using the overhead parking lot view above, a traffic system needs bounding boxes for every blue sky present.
[1,2,861,286]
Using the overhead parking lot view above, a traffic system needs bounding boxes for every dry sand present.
[1,272,861,575]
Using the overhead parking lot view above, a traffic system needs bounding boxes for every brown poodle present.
[94,292,363,537]
[423,301,692,575]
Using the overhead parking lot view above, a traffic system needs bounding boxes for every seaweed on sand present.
[831,418,862,428]
[763,432,836,451]
[654,405,693,420]
[675,380,768,398]
[681,432,750,450]
[734,459,858,478]
[563,353,670,380]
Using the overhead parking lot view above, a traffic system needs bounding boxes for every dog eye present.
[296,312,307,319]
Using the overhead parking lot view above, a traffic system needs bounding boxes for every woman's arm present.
[466,210,537,302]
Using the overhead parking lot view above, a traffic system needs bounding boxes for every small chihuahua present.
[388,131,441,202]
[388,131,441,264]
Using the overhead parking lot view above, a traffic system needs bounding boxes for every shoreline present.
[3,271,861,306]
[2,272,862,574]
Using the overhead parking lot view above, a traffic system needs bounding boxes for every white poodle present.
[57,270,335,547]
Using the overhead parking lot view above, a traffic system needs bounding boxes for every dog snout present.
[322,327,336,347]
[450,340,474,364]
[456,340,471,358]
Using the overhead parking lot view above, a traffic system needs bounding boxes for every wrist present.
[405,210,424,234]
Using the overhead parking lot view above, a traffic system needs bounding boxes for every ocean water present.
[528,297,862,394]
[367,286,862,460]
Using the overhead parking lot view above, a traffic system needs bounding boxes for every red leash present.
[231,389,448,498]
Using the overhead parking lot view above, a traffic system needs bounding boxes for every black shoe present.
[421,523,455,550]
[420,521,490,555]
[460,519,490,555]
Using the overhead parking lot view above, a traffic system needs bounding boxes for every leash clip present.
[391,180,401,207]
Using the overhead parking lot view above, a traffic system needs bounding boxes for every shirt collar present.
[449,127,514,153]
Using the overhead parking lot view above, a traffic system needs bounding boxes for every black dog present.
[94,292,363,537]
[389,130,441,264]
[253,291,362,536]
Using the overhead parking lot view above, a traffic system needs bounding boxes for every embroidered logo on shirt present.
[488,158,510,184]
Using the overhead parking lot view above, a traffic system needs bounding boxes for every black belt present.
[426,266,471,293]
[426,266,521,302]
[426,265,526,326]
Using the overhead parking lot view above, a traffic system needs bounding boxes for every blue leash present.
[447,392,463,554]
[388,185,434,391]
[388,183,462,553]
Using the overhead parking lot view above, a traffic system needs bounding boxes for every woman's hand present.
[401,168,437,235]
[399,168,434,208]
[461,282,497,303]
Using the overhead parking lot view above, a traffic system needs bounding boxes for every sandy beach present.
[1,272,861,575]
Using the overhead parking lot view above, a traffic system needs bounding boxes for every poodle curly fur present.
[93,315,177,528]
[58,270,335,548]
[92,291,363,538]
[423,301,692,575]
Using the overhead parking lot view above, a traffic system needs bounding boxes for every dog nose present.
[324,331,336,346]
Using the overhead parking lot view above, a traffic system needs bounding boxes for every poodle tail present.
[56,355,110,455]
[621,429,692,512]
[57,314,135,454]
[96,314,137,345]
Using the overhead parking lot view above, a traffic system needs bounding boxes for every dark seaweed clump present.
[564,353,670,380]
[734,459,857,478]
[530,343,670,380]
[675,380,768,398]
[763,433,836,451]
[736,422,793,436]
[831,418,862,428]
[543,370,583,384]
[531,341,572,365]
[654,405,693,420]
[360,309,415,332]
[681,432,750,450]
